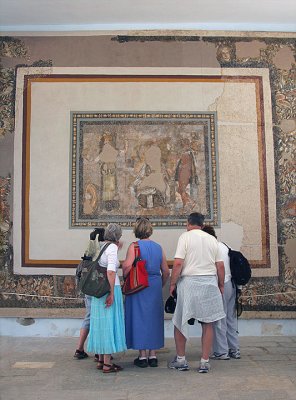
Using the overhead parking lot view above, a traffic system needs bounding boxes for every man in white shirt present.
[168,213,225,373]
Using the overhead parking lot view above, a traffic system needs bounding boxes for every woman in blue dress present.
[123,217,170,367]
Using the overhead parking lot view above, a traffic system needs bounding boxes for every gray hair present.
[104,223,122,242]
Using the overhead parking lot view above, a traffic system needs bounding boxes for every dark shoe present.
[148,358,158,367]
[74,349,88,359]
[102,363,123,373]
[134,357,148,368]
[210,352,230,360]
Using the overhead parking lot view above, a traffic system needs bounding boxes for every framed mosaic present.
[12,67,278,276]
[71,112,219,227]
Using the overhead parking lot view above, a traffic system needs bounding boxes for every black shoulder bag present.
[78,243,111,299]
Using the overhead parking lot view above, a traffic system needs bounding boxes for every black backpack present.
[223,243,251,286]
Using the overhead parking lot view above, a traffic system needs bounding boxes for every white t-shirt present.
[99,243,121,286]
[218,242,231,283]
[174,229,223,276]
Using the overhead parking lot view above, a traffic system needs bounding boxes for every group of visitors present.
[74,212,240,374]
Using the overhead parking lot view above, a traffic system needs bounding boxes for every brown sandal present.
[96,361,104,370]
[102,363,123,373]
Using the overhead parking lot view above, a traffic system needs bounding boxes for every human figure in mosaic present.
[175,138,199,211]
[134,144,169,209]
[95,133,119,210]
[83,183,98,215]
[216,43,235,63]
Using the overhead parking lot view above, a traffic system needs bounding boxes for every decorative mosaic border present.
[0,35,294,311]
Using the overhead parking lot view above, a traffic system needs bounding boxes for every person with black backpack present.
[202,226,241,360]
[74,228,105,360]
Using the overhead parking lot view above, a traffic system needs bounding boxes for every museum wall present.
[0,32,295,316]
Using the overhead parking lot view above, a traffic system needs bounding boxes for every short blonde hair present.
[134,217,153,239]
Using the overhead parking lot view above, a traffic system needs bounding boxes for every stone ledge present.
[0,308,295,319]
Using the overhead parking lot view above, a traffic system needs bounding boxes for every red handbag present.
[122,242,149,295]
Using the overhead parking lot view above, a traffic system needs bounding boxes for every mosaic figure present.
[216,43,235,63]
[133,144,169,209]
[95,133,119,211]
[83,183,98,215]
[175,138,199,211]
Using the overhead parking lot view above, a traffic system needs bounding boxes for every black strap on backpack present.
[224,243,244,333]
[76,242,111,281]
[93,242,112,264]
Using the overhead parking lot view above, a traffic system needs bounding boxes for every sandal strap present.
[112,363,123,370]
[102,363,123,371]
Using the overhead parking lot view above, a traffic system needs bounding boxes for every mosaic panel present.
[71,112,219,227]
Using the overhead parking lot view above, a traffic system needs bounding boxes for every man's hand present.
[218,283,224,295]
[169,283,176,297]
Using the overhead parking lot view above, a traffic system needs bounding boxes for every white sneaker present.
[229,349,241,359]
[168,356,189,371]
[198,361,211,373]
[210,352,230,360]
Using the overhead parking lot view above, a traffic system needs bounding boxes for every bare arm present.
[216,261,225,295]
[122,243,135,278]
[169,258,184,296]
[160,250,170,287]
[105,243,118,307]
[105,270,116,307]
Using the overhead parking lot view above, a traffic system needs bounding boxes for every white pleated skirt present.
[172,275,226,339]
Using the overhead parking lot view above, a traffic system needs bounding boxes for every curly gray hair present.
[104,223,122,242]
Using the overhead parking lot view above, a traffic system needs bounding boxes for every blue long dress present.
[125,239,164,350]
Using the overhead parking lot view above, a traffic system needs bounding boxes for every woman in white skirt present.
[87,223,127,373]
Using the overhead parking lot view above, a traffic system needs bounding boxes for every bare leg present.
[96,354,104,369]
[103,354,112,365]
[149,350,156,357]
[77,328,89,351]
[174,326,186,356]
[139,350,147,358]
[201,323,213,360]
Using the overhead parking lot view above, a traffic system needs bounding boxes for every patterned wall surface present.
[0,33,295,313]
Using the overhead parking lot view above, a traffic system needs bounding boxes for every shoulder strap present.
[133,241,140,259]
[94,242,112,263]
[222,242,231,250]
